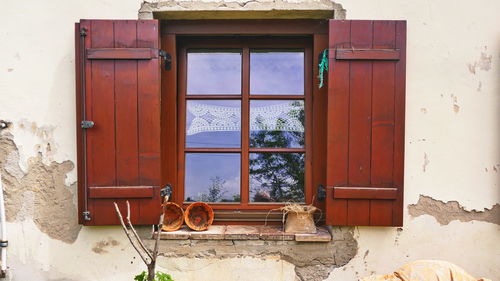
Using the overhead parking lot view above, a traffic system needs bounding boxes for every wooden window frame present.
[161,20,329,222]
[177,36,312,210]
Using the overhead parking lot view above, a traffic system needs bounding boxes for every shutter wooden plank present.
[335,49,400,60]
[137,20,162,223]
[393,21,407,226]
[371,21,396,188]
[370,21,396,226]
[87,48,157,59]
[326,20,351,225]
[333,187,397,199]
[348,20,373,186]
[86,20,117,226]
[88,20,116,187]
[113,21,142,223]
[347,20,373,224]
[88,186,154,198]
[110,20,141,223]
[115,21,140,186]
[138,20,161,186]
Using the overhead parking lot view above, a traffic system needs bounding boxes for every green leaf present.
[156,271,174,281]
[134,271,147,281]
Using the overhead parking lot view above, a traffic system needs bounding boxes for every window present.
[177,37,312,210]
[76,19,406,226]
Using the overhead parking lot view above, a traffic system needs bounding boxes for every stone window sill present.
[154,225,331,242]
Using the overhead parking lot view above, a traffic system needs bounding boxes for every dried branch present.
[125,201,154,261]
[113,202,150,265]
[153,206,165,259]
[114,199,165,281]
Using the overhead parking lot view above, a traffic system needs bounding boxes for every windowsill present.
[154,225,331,242]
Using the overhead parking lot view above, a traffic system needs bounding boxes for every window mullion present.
[240,47,250,205]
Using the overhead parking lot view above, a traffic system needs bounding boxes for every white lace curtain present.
[187,101,304,135]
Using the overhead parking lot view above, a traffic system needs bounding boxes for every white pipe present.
[0,173,7,274]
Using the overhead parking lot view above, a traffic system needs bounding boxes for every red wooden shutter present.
[325,20,406,226]
[75,20,161,225]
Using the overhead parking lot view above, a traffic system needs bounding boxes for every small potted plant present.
[282,203,318,233]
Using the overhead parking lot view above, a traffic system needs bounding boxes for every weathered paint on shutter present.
[75,20,161,225]
[326,20,406,226]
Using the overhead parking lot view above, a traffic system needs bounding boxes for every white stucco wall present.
[0,0,499,280]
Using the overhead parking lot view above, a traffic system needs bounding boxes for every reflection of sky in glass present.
[250,51,304,95]
[249,153,305,202]
[187,51,242,95]
[250,100,305,148]
[185,153,241,202]
[186,100,241,148]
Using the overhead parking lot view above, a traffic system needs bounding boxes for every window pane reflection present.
[186,100,241,148]
[249,153,304,203]
[250,100,304,148]
[250,50,304,95]
[185,153,241,203]
[187,50,242,95]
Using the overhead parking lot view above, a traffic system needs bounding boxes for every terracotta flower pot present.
[184,202,214,231]
[161,202,184,232]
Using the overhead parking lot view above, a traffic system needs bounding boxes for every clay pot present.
[184,202,214,231]
[161,202,184,232]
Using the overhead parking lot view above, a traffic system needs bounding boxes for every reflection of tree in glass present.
[250,153,304,202]
[196,176,227,202]
[250,101,305,148]
[250,101,305,202]
[230,194,241,202]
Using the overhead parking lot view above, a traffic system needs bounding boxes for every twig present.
[114,200,165,281]
[125,201,154,260]
[153,204,165,259]
[113,202,150,265]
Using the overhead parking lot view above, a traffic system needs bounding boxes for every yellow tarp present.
[360,260,492,281]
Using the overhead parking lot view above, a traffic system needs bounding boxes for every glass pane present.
[186,100,241,148]
[250,50,304,95]
[249,153,305,203]
[250,100,305,148]
[187,50,242,95]
[185,153,241,203]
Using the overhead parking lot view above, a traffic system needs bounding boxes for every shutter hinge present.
[159,50,172,71]
[80,27,87,37]
[82,211,91,221]
[81,120,94,129]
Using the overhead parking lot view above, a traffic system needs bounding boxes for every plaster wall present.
[0,0,499,280]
